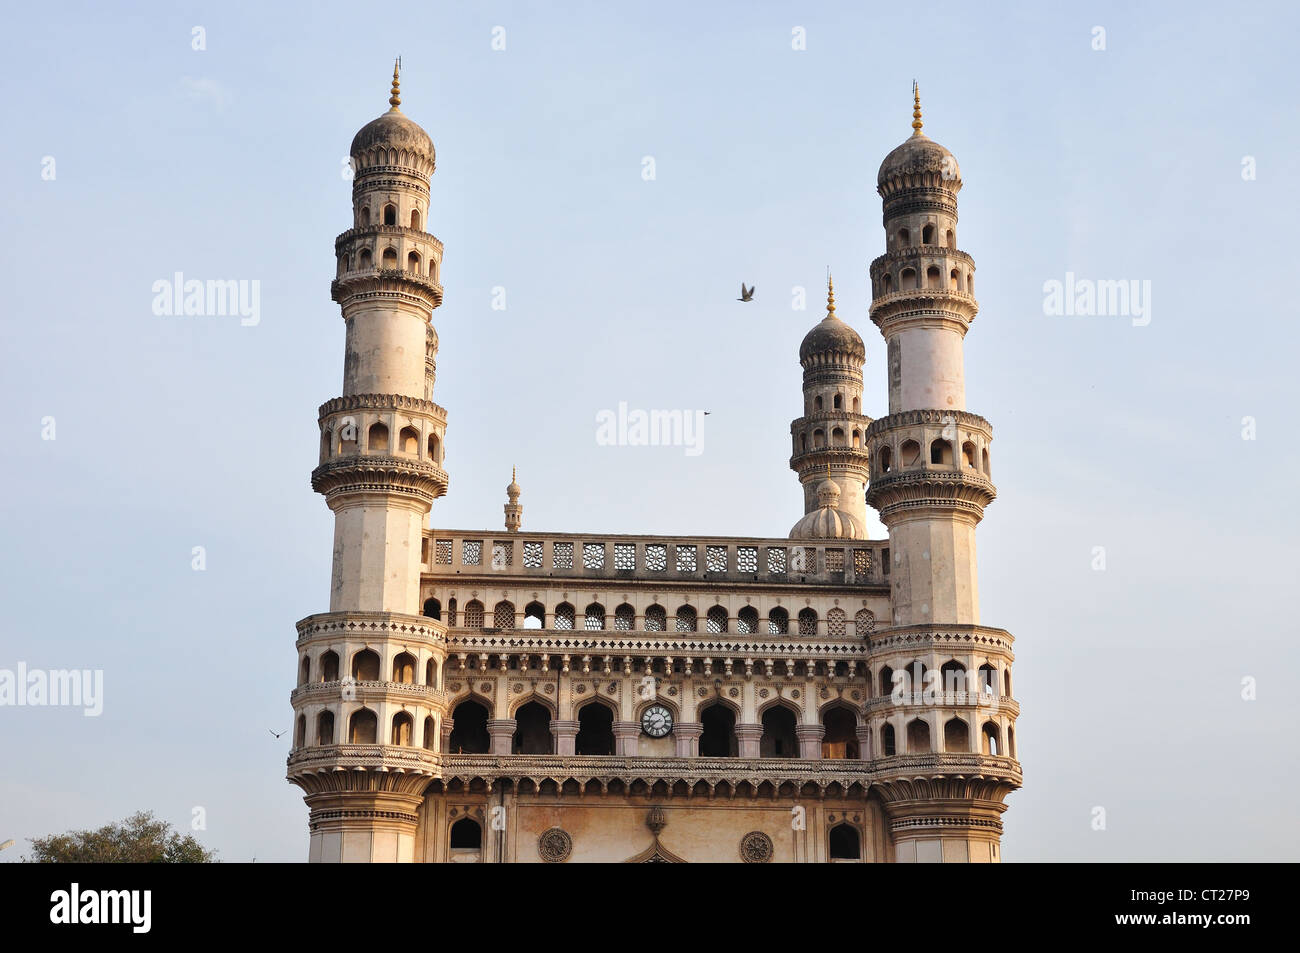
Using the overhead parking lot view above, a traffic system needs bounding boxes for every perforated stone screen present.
[492,541,513,568]
[706,546,728,572]
[523,541,543,568]
[645,544,667,571]
[737,546,758,573]
[676,545,697,573]
[553,542,573,569]
[826,549,844,573]
[462,540,482,566]
[582,543,605,569]
[614,543,635,570]
[766,547,787,574]
[853,549,871,575]
[434,539,452,565]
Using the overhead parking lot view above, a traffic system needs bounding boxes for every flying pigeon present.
[737,283,755,302]
[268,728,287,739]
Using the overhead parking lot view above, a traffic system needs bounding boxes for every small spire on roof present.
[389,57,402,109]
[911,80,923,135]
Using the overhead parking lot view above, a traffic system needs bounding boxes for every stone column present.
[856,724,873,760]
[440,718,454,753]
[796,724,825,759]
[613,721,641,755]
[736,724,763,758]
[674,722,702,757]
[552,719,579,755]
[487,718,516,755]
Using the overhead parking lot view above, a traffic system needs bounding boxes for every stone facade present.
[286,74,1021,862]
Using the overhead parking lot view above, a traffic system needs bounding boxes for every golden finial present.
[389,57,402,109]
[512,465,517,482]
[911,80,923,135]
[826,269,836,317]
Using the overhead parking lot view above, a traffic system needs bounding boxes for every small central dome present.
[799,274,865,364]
[876,133,957,188]
[349,62,435,164]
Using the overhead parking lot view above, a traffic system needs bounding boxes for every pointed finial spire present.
[389,57,402,109]
[512,465,517,483]
[826,269,836,317]
[911,80,923,136]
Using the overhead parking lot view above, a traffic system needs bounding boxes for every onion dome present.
[799,274,865,364]
[506,466,521,502]
[876,82,959,188]
[349,60,435,164]
[788,476,865,540]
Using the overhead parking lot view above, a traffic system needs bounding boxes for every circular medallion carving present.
[758,688,770,698]
[479,682,491,692]
[538,827,572,863]
[544,684,555,694]
[791,690,800,699]
[728,687,739,697]
[740,831,773,863]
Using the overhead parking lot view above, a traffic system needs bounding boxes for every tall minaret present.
[865,87,1017,864]
[788,274,873,538]
[865,85,994,625]
[289,63,450,863]
[504,467,522,532]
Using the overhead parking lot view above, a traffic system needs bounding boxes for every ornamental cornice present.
[331,269,444,308]
[445,631,872,659]
[311,455,448,503]
[352,172,432,194]
[290,679,448,706]
[295,611,447,644]
[318,392,448,423]
[870,246,975,269]
[865,409,992,438]
[334,224,445,256]
[869,292,978,325]
[789,410,874,430]
[865,468,996,515]
[866,623,1014,651]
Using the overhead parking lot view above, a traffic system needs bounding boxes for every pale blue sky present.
[1,0,1296,862]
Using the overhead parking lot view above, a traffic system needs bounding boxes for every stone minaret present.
[865,87,1015,862]
[289,63,450,863]
[504,467,522,532]
[788,276,873,537]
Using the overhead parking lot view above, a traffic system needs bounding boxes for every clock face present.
[641,705,673,738]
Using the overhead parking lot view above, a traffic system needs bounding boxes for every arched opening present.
[512,701,553,754]
[447,598,456,626]
[447,700,490,754]
[940,659,967,693]
[982,721,1000,755]
[944,717,969,752]
[900,267,918,290]
[584,603,606,631]
[463,600,485,629]
[1004,668,1012,695]
[882,272,893,293]
[922,223,935,244]
[852,429,861,449]
[424,715,436,750]
[358,248,372,269]
[575,701,615,755]
[523,601,545,629]
[852,396,860,413]
[737,606,759,634]
[1008,726,1016,757]
[352,649,380,682]
[428,433,440,462]
[979,663,997,695]
[336,255,347,278]
[821,707,859,758]
[760,705,798,758]
[392,652,416,684]
[929,438,952,465]
[644,605,666,631]
[449,817,481,851]
[294,714,306,747]
[897,227,911,247]
[398,426,418,453]
[855,609,875,636]
[827,607,847,636]
[381,247,397,269]
[699,703,737,757]
[360,206,371,227]
[349,708,377,744]
[982,448,990,474]
[828,823,861,861]
[813,429,826,449]
[906,718,931,754]
[367,422,389,451]
[320,651,339,682]
[814,395,823,411]
[706,606,728,634]
[425,658,437,686]
[881,723,897,756]
[950,268,961,291]
[391,711,414,746]
[879,446,892,473]
[614,603,635,631]
[410,208,420,230]
[319,429,332,460]
[833,393,843,409]
[553,602,575,630]
[962,441,977,467]
[900,440,921,466]
[878,666,895,697]
[767,607,789,635]
[797,608,818,636]
[832,427,845,447]
[316,710,334,745]
[423,598,441,620]
[382,204,396,226]
[675,605,697,633]
[926,266,941,289]
[800,433,807,452]
[945,228,955,249]
[298,656,310,686]
[493,600,515,629]
[407,250,420,273]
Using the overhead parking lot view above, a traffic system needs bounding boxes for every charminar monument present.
[286,66,1021,862]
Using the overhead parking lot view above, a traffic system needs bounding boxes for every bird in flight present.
[737,283,755,302]
[268,728,287,739]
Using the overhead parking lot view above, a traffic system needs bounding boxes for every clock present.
[640,705,674,738]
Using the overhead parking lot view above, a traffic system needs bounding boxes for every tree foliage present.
[26,811,217,863]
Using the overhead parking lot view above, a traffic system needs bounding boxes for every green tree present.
[26,811,217,863]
